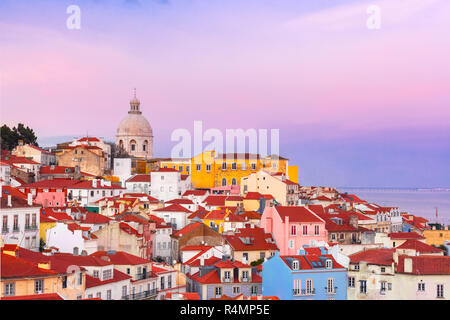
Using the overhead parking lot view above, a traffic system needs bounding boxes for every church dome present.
[116,90,153,137]
[117,113,153,137]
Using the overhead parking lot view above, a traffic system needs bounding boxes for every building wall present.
[58,147,105,176]
[1,206,40,251]
[423,229,450,246]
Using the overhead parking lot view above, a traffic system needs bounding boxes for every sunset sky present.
[1,0,449,187]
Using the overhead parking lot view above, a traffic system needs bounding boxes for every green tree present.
[0,123,38,150]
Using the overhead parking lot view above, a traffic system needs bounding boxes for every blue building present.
[262,247,347,300]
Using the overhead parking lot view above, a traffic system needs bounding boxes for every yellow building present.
[423,227,450,246]
[155,151,296,189]
[203,208,234,234]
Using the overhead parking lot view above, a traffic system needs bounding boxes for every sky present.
[1,0,449,188]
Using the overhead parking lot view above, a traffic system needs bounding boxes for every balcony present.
[25,225,38,231]
[135,272,153,281]
[241,277,249,282]
[12,227,20,233]
[325,286,338,294]
[223,278,232,283]
[293,288,316,296]
[1,228,9,234]
[122,289,158,300]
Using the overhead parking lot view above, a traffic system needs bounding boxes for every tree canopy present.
[0,123,38,150]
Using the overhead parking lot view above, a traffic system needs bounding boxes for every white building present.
[45,222,98,255]
[153,204,192,231]
[113,158,132,187]
[0,161,12,185]
[154,223,173,263]
[125,174,151,195]
[0,190,40,251]
[67,179,125,206]
[150,168,190,202]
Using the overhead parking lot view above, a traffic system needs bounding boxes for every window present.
[161,276,165,290]
[314,225,320,235]
[221,178,227,186]
[325,259,332,269]
[186,166,190,172]
[242,270,249,281]
[62,276,67,288]
[88,294,93,299]
[143,144,146,151]
[348,277,355,288]
[122,286,127,297]
[25,214,30,228]
[4,283,15,296]
[168,275,172,288]
[327,278,335,293]
[232,163,237,170]
[251,286,258,295]
[233,286,240,294]
[131,144,135,151]
[251,163,256,170]
[35,279,44,293]
[288,239,294,249]
[222,162,227,170]
[231,178,237,185]
[302,225,308,235]
[2,215,7,232]
[107,290,112,300]
[224,271,231,282]
[179,166,183,172]
[290,225,297,236]
[78,272,82,285]
[96,292,101,298]
[388,283,392,291]
[103,269,112,280]
[206,164,211,171]
[293,279,301,295]
[196,164,201,171]
[93,270,99,278]
[437,284,444,298]
[306,279,313,294]
[354,264,360,271]
[13,215,19,231]
[331,233,336,240]
[381,267,386,273]
[339,233,345,240]
[292,260,299,270]
[380,281,386,294]
[418,282,425,292]
[359,280,367,294]
[90,191,94,197]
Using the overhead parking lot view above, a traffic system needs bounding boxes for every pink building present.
[34,191,66,207]
[261,206,328,255]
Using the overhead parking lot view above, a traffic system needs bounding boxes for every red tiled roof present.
[20,178,80,189]
[275,206,324,223]
[0,252,58,278]
[244,192,264,200]
[126,174,151,183]
[77,211,112,224]
[90,251,151,265]
[188,269,261,284]
[41,208,73,222]
[40,166,75,175]
[396,239,444,253]
[226,196,243,201]
[78,137,100,142]
[397,255,450,275]
[1,185,27,199]
[224,227,278,251]
[241,211,261,220]
[119,222,141,237]
[389,232,425,240]
[166,198,194,205]
[154,203,192,213]
[69,180,125,190]
[349,248,395,266]
[203,195,227,207]
[1,293,64,300]
[186,256,221,267]
[156,168,179,172]
[172,222,203,238]
[183,190,208,197]
[85,269,131,288]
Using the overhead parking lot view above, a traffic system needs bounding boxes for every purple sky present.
[1,0,450,187]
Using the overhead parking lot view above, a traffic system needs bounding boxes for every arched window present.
[130,139,137,152]
[143,140,148,152]
[221,178,227,186]
[231,178,237,185]
[119,140,124,149]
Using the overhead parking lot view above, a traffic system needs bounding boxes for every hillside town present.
[1,94,449,301]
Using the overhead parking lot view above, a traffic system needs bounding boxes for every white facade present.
[0,162,12,185]
[125,175,151,195]
[113,158,132,187]
[153,208,191,231]
[67,179,125,206]
[154,226,173,262]
[0,196,40,251]
[84,266,131,300]
[150,171,189,202]
[45,222,98,255]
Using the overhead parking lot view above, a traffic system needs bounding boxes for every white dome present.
[117,113,153,137]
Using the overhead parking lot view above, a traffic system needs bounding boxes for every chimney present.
[7,195,12,207]
[27,193,33,206]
